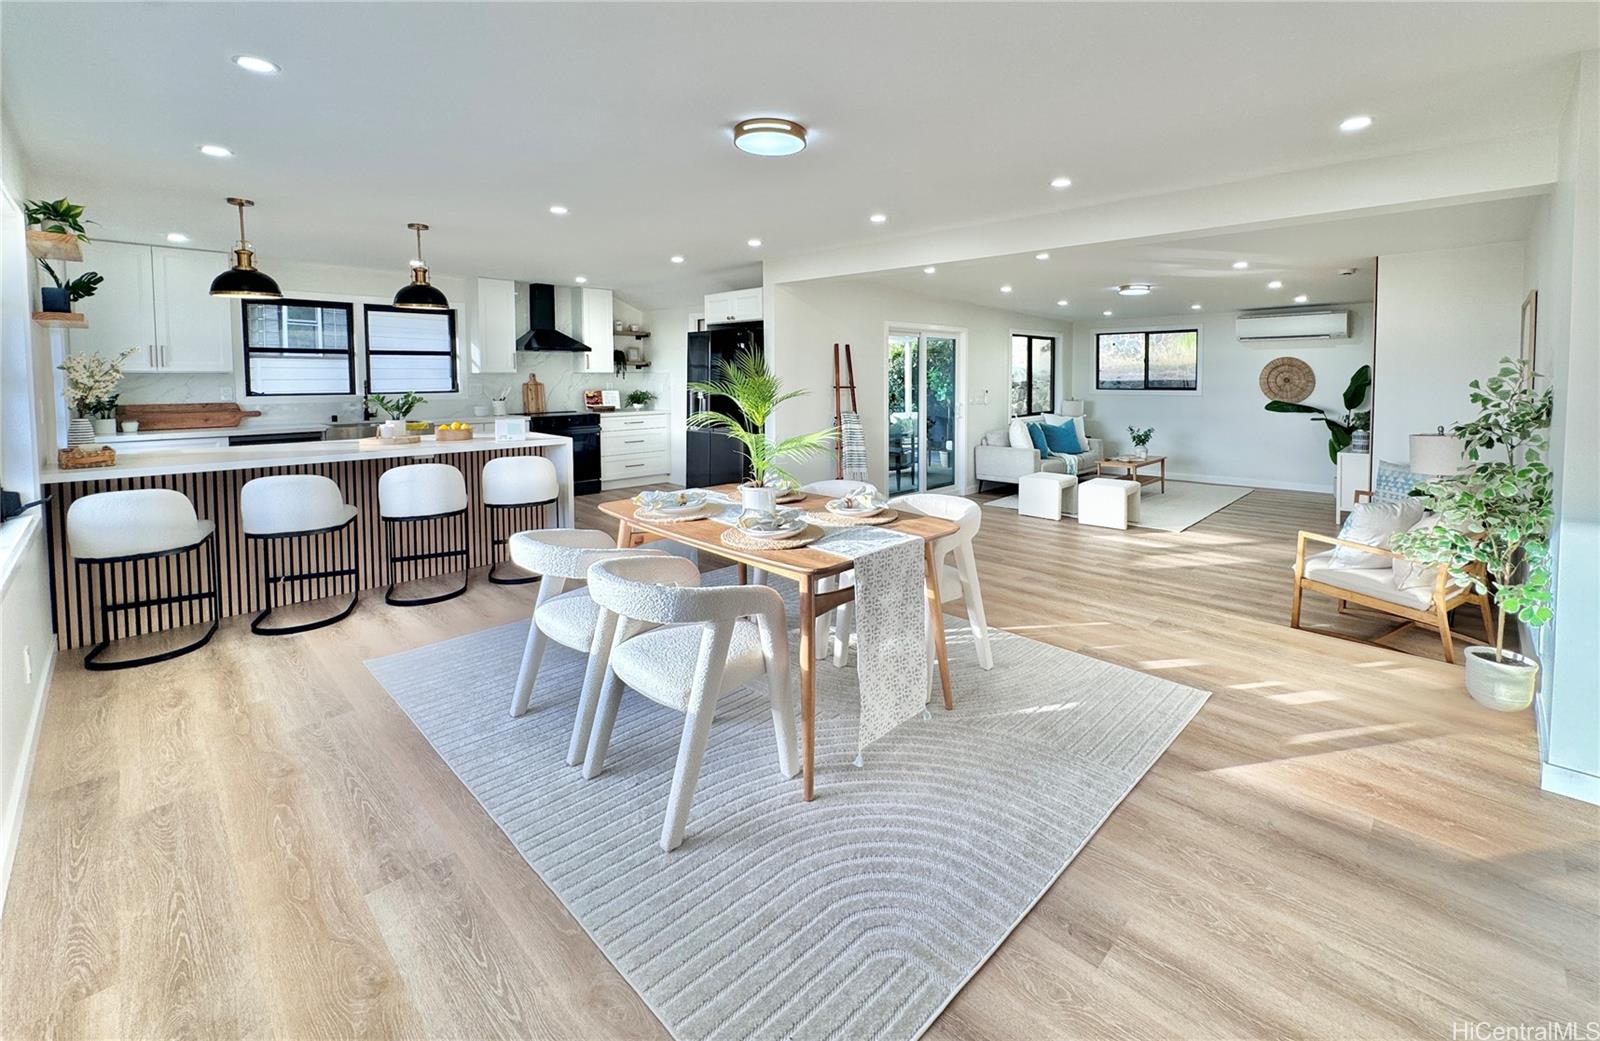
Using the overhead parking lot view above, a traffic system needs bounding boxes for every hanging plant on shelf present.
[1264,364,1372,463]
[25,198,102,314]
[687,347,835,505]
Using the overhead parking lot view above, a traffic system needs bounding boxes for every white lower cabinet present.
[600,411,670,488]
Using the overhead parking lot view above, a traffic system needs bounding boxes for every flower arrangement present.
[59,348,137,418]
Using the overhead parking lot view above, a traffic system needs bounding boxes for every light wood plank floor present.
[3,486,1595,1040]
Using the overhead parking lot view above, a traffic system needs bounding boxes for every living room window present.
[364,304,459,394]
[1010,334,1055,415]
[242,299,356,397]
[1096,329,1198,390]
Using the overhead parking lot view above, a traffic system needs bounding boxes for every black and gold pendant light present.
[393,222,448,309]
[209,197,282,298]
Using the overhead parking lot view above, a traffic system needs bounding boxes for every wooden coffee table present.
[1100,455,1166,493]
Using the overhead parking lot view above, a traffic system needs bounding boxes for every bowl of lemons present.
[436,420,475,442]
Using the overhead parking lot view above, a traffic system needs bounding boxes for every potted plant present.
[625,388,655,411]
[58,348,137,444]
[1390,357,1553,711]
[366,390,429,432]
[1127,426,1155,460]
[1264,364,1372,463]
[26,198,102,314]
[687,347,835,510]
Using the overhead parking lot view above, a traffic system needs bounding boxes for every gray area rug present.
[366,572,1209,1041]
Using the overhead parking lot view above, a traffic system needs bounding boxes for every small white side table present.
[1018,472,1078,520]
[1079,479,1142,530]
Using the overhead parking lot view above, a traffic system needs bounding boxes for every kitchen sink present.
[323,421,379,441]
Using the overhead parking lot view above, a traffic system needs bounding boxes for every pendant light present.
[209,197,282,298]
[393,222,448,309]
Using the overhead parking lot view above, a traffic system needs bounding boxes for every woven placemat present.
[802,508,899,527]
[635,503,723,523]
[720,524,823,551]
[775,491,807,504]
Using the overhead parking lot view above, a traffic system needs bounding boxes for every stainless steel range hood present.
[516,283,592,353]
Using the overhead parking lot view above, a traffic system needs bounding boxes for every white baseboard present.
[0,643,55,914]
[1541,760,1600,806]
[1164,471,1331,494]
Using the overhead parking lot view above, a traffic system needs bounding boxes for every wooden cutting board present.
[115,402,264,431]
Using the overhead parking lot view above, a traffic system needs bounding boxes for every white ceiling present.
[855,195,1541,320]
[1,3,1591,309]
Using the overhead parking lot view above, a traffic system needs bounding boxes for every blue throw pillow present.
[1040,421,1084,455]
[1026,422,1049,453]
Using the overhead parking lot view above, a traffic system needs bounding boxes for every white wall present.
[643,306,698,487]
[766,278,1070,491]
[1370,242,1527,466]
[1068,306,1373,491]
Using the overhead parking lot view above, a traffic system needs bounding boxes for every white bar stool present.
[241,474,360,635]
[66,488,220,670]
[378,463,469,606]
[482,456,559,585]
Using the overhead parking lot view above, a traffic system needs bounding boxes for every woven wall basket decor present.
[1259,356,1316,402]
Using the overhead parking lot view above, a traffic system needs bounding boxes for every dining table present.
[599,485,961,801]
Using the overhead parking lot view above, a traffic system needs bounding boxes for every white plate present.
[826,498,884,517]
[638,492,706,514]
[740,520,808,540]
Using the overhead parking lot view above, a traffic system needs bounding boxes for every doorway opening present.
[886,327,961,495]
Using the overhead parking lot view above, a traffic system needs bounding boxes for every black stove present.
[525,411,601,495]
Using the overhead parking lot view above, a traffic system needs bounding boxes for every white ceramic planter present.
[91,418,117,436]
[1464,646,1538,711]
[740,484,777,513]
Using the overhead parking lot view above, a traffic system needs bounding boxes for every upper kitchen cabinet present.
[71,242,234,372]
[704,287,762,326]
[575,286,617,373]
[471,277,517,374]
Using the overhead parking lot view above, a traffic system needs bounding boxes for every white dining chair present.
[801,479,883,664]
[506,529,662,767]
[581,555,797,852]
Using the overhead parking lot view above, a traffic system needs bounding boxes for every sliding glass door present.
[886,329,958,495]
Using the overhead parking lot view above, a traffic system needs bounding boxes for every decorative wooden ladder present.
[832,343,858,479]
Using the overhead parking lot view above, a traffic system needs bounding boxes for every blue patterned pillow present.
[1373,459,1424,503]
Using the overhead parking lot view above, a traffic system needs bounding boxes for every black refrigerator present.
[686,322,762,488]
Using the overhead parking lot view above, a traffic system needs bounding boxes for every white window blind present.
[243,300,355,397]
[364,306,457,393]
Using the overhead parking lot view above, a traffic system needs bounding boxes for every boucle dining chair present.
[506,529,662,767]
[581,555,797,852]
[801,479,884,664]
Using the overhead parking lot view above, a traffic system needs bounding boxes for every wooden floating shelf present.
[613,330,651,339]
[33,312,87,328]
[27,230,84,262]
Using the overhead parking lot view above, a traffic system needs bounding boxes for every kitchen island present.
[40,433,573,649]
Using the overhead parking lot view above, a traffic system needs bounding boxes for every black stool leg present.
[488,504,539,586]
[84,537,220,671]
[251,522,360,636]
[385,512,470,606]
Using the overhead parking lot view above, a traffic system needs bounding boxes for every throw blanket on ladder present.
[839,410,870,483]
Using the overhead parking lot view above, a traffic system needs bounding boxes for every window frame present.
[1010,332,1056,416]
[1094,327,1200,392]
[362,303,460,395]
[241,298,357,398]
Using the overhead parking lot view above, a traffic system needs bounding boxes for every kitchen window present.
[242,300,356,397]
[1096,329,1199,390]
[364,304,458,394]
[1010,334,1055,415]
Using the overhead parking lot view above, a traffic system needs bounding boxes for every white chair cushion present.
[609,618,768,711]
[483,456,558,506]
[241,474,356,535]
[1330,499,1425,569]
[509,529,646,580]
[533,587,602,652]
[378,463,467,518]
[1302,551,1432,610]
[68,488,212,559]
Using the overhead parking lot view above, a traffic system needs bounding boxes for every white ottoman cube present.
[1079,479,1141,529]
[1017,472,1078,520]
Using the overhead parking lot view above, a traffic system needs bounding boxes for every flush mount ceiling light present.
[199,143,233,158]
[1056,299,1070,307]
[1050,176,1072,189]
[1191,303,1203,310]
[1102,310,1113,316]
[209,198,281,298]
[1339,114,1373,133]
[549,205,568,215]
[670,255,685,264]
[923,266,936,274]
[732,117,807,157]
[869,213,887,224]
[166,232,190,243]
[1294,294,1309,303]
[999,284,1013,293]
[1035,252,1050,261]
[231,54,280,74]
[574,275,588,284]
[1116,283,1153,296]
[747,238,762,248]
[1267,280,1283,289]
[1232,260,1250,269]
[393,222,449,310]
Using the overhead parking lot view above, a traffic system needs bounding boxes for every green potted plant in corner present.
[1390,357,1553,711]
[25,198,102,314]
[1265,364,1372,463]
[625,388,655,411]
[687,347,835,510]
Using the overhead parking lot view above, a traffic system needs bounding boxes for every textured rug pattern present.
[366,576,1208,1041]
[986,479,1253,532]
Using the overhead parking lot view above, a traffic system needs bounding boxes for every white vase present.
[741,484,777,513]
[67,417,95,446]
[1463,646,1538,711]
[91,418,117,436]
[1135,445,1148,460]
[630,403,645,410]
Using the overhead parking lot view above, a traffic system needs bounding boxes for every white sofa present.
[975,414,1102,492]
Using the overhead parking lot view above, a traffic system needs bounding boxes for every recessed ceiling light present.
[1339,114,1373,133]
[1294,294,1309,304]
[1102,310,1113,316]
[231,54,280,74]
[1035,252,1050,261]
[1267,280,1283,289]
[733,117,807,157]
[747,238,762,248]
[923,266,936,275]
[1190,303,1202,310]
[1050,176,1072,189]
[670,255,685,264]
[869,213,887,224]
[1056,299,1070,307]
[999,284,1013,293]
[574,275,588,284]
[1232,260,1249,269]
[549,205,568,215]
[199,144,233,158]
[1117,283,1153,296]
[166,232,190,243]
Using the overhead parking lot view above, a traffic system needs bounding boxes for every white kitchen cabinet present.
[471,277,517,374]
[600,410,670,488]
[71,241,233,372]
[575,287,617,373]
[703,287,762,325]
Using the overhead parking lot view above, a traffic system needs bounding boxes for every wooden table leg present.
[925,542,955,711]
[737,562,748,584]
[1160,458,1166,493]
[798,576,817,800]
[614,520,634,549]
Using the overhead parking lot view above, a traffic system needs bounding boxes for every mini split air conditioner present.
[1236,310,1351,341]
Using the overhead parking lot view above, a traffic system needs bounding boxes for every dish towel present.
[839,410,870,484]
[705,495,929,752]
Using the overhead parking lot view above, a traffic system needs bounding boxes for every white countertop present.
[42,432,572,484]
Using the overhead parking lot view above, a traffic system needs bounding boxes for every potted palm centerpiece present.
[1391,357,1553,711]
[687,347,835,511]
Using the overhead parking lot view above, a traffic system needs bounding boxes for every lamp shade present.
[393,274,449,310]
[1409,430,1465,475]
[209,261,282,299]
[1058,399,1085,418]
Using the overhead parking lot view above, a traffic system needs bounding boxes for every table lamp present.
[1058,399,1085,418]
[1409,426,1466,475]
